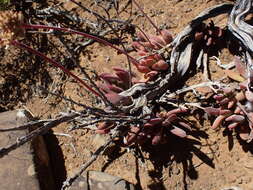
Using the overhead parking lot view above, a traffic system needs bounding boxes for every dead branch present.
[228,0,253,90]
[0,119,51,132]
[61,130,119,190]
[0,111,83,158]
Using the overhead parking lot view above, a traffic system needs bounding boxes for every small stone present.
[236,178,243,184]
[221,187,243,190]
[185,8,192,13]
[27,164,36,176]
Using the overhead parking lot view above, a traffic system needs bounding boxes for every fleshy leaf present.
[170,126,187,138]
[225,70,245,82]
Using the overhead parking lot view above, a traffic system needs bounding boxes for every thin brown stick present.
[61,132,118,190]
[0,111,83,158]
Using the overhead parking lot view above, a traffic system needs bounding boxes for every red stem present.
[21,24,139,66]
[11,40,103,98]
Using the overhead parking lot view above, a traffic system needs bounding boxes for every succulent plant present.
[126,107,191,146]
[205,57,253,142]
[96,107,191,146]
[132,29,173,80]
[94,28,194,146]
[97,67,133,106]
[194,21,225,48]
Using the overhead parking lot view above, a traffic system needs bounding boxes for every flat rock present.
[0,109,55,190]
[69,170,135,190]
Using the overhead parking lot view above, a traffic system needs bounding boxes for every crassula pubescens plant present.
[0,9,193,147]
[3,1,253,188]
[205,57,253,142]
[96,38,192,145]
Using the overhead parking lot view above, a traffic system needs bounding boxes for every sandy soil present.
[2,0,253,190]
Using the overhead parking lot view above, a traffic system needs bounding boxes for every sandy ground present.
[2,0,253,189]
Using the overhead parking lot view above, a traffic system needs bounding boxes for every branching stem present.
[21,24,139,66]
[11,40,103,99]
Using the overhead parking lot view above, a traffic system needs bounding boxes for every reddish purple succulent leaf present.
[136,31,149,42]
[96,128,111,134]
[166,108,188,116]
[145,71,158,79]
[149,35,167,47]
[225,114,245,122]
[227,100,236,109]
[204,107,231,116]
[239,81,247,89]
[162,114,177,126]
[219,109,232,115]
[132,41,146,51]
[136,65,151,73]
[154,54,163,61]
[96,82,111,93]
[106,83,124,93]
[161,29,173,44]
[151,131,162,145]
[170,126,187,138]
[99,73,120,83]
[178,121,192,130]
[211,115,226,129]
[124,126,140,145]
[228,123,239,130]
[219,97,230,105]
[144,123,154,128]
[213,94,224,101]
[105,92,126,105]
[138,50,148,56]
[204,107,220,115]
[115,71,130,86]
[140,58,155,67]
[245,91,253,102]
[139,41,156,49]
[223,87,233,94]
[234,56,247,78]
[151,60,169,71]
[149,118,163,125]
[239,132,249,141]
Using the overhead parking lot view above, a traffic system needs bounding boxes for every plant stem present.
[21,24,139,66]
[11,40,103,99]
[68,0,133,87]
[132,0,161,35]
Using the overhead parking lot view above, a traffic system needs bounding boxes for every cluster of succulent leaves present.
[204,57,253,142]
[96,28,253,145]
[96,30,193,146]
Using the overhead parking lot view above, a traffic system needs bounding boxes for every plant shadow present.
[221,127,253,155]
[139,131,214,190]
